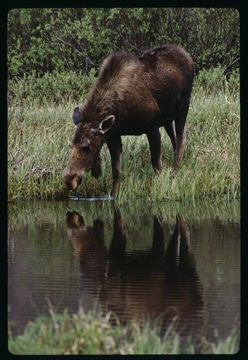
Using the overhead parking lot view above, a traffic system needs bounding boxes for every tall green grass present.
[8,67,240,202]
[8,306,239,355]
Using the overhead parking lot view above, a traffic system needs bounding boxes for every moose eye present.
[91,123,99,130]
[80,146,90,153]
[80,137,90,152]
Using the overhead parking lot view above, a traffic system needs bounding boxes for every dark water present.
[8,199,240,351]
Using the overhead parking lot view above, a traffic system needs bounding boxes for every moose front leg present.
[91,152,102,178]
[106,136,122,195]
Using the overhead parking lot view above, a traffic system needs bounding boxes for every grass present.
[8,196,240,233]
[8,305,240,355]
[8,67,240,202]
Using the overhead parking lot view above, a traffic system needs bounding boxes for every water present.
[8,199,240,351]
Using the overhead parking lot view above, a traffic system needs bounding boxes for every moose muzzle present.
[64,174,82,191]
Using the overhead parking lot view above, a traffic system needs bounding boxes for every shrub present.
[8,68,96,106]
[8,8,240,79]
[8,65,239,107]
[193,66,240,95]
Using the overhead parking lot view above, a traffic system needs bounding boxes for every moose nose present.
[64,174,82,190]
[66,211,85,227]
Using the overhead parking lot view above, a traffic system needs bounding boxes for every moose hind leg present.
[174,106,188,172]
[147,128,162,173]
[164,120,176,152]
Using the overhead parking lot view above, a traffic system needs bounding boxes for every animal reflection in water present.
[66,211,203,336]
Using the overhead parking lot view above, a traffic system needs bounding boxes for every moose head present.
[64,107,115,191]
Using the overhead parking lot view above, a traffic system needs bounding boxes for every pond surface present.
[8,199,240,352]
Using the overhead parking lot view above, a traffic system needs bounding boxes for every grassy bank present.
[8,306,239,355]
[8,67,240,202]
[8,197,240,232]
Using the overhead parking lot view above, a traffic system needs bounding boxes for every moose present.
[64,45,195,194]
[66,210,203,337]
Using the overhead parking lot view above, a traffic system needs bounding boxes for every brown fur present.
[64,45,195,194]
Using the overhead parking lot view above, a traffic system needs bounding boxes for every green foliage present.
[8,306,239,355]
[193,65,240,95]
[8,8,240,80]
[8,69,96,105]
[8,63,240,106]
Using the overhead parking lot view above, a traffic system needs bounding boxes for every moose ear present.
[72,107,80,126]
[98,115,115,134]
